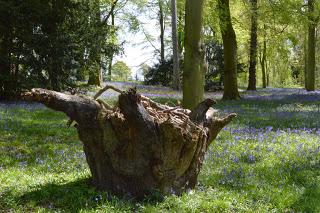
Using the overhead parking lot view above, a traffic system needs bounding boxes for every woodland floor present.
[0,86,320,212]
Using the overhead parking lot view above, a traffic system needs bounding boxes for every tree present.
[305,0,316,91]
[171,0,180,90]
[144,58,174,86]
[0,0,90,98]
[0,1,13,99]
[0,0,121,98]
[260,37,267,88]
[87,0,103,86]
[106,0,119,81]
[247,0,258,91]
[218,0,240,100]
[111,61,131,82]
[159,0,166,62]
[183,0,205,110]
[24,87,236,199]
[87,0,121,86]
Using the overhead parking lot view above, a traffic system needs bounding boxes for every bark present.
[266,60,269,87]
[108,7,115,81]
[22,87,236,199]
[178,9,184,55]
[247,0,258,91]
[218,0,240,100]
[171,0,180,90]
[304,33,308,87]
[0,22,14,99]
[305,0,316,91]
[260,38,267,88]
[159,1,165,63]
[183,0,205,110]
[88,0,102,86]
[87,69,102,86]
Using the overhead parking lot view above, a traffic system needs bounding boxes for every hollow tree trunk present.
[23,87,235,199]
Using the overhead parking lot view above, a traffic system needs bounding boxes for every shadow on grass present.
[19,178,134,211]
[290,185,320,212]
[18,178,165,211]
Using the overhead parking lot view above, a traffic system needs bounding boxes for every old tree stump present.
[23,86,236,199]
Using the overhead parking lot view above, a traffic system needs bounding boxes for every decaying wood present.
[22,86,236,199]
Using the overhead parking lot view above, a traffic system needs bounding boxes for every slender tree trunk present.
[261,38,267,88]
[303,33,308,88]
[159,1,165,63]
[88,0,102,86]
[183,0,205,109]
[218,0,240,100]
[178,9,184,55]
[108,11,115,81]
[305,0,316,91]
[247,0,258,91]
[0,30,12,99]
[47,0,61,91]
[304,33,308,87]
[48,53,61,91]
[171,0,180,90]
[266,60,269,86]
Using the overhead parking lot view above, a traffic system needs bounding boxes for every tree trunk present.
[88,0,102,86]
[183,0,205,110]
[178,9,184,56]
[0,23,14,99]
[159,1,165,63]
[23,87,236,199]
[304,33,308,87]
[266,60,269,87]
[171,0,180,90]
[247,0,258,91]
[305,0,316,91]
[88,67,102,86]
[108,7,115,81]
[218,0,240,100]
[260,38,267,88]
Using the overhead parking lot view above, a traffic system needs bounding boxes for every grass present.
[0,90,320,212]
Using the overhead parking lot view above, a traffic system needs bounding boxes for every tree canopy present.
[0,0,319,101]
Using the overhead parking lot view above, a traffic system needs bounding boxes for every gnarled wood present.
[23,87,236,199]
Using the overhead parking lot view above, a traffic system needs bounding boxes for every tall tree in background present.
[259,24,267,88]
[107,1,117,81]
[0,1,13,99]
[87,0,120,85]
[247,0,258,91]
[218,0,240,100]
[183,0,205,109]
[305,0,316,91]
[260,38,267,88]
[171,0,180,90]
[87,0,103,86]
[159,0,165,62]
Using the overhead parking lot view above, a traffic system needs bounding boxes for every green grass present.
[0,95,320,212]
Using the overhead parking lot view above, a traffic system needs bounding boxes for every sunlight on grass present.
[0,90,320,212]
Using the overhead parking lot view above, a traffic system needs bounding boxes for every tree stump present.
[23,86,236,199]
